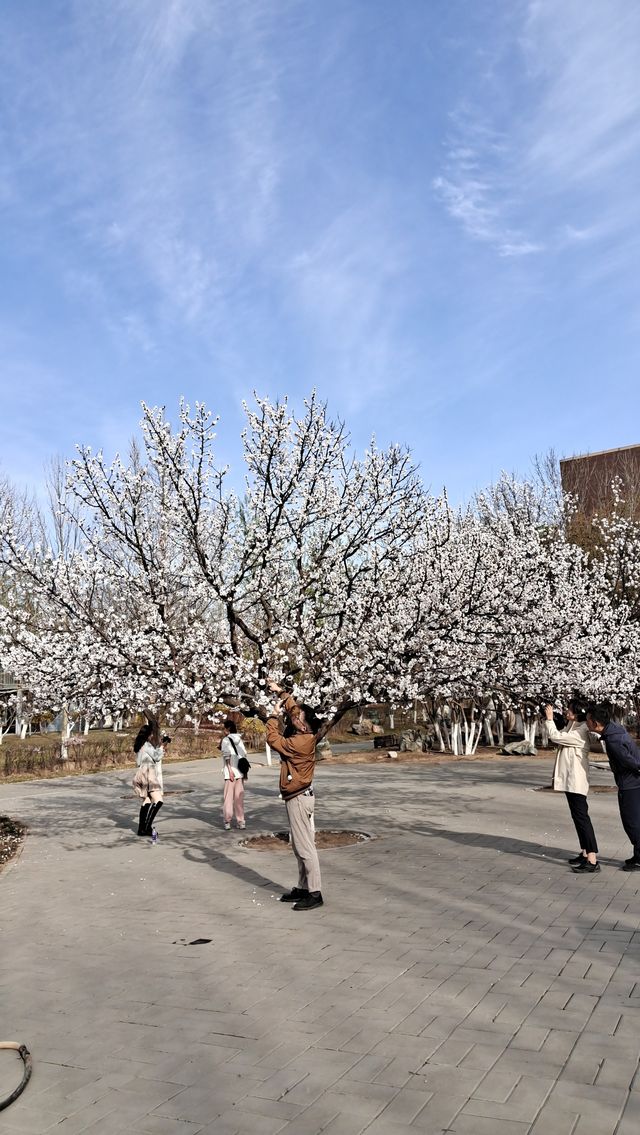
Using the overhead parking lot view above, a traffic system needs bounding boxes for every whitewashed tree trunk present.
[464,716,479,755]
[14,688,23,736]
[440,718,451,752]
[523,717,536,745]
[60,702,70,760]
[496,716,504,747]
[483,716,494,746]
[433,720,445,753]
[389,711,395,730]
[451,721,461,755]
[412,701,418,725]
[83,718,90,735]
[193,717,201,735]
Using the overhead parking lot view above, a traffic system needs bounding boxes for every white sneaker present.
[223,822,231,830]
[238,821,246,829]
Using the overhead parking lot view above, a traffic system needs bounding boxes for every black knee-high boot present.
[144,800,163,835]
[138,804,151,836]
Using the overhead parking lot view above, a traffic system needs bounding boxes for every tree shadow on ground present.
[408,820,578,864]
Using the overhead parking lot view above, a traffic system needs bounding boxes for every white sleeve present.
[546,720,589,751]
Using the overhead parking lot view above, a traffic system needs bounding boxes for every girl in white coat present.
[545,701,599,873]
[220,719,249,830]
[132,723,164,837]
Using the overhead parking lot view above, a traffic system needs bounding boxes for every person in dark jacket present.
[586,704,640,870]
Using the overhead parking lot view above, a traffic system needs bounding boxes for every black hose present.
[0,1043,32,1111]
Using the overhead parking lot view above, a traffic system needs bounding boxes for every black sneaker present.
[622,860,640,871]
[293,891,324,911]
[571,860,600,873]
[279,887,307,903]
[568,855,586,865]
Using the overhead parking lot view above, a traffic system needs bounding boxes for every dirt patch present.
[0,816,26,871]
[242,830,373,851]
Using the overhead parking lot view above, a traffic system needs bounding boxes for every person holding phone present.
[266,680,324,911]
[544,701,599,873]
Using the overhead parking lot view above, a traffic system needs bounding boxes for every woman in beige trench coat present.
[545,701,600,874]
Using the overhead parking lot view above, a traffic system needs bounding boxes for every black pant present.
[618,788,640,860]
[565,792,598,854]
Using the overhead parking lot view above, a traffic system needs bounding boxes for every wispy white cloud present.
[0,0,287,328]
[433,110,544,257]
[287,197,417,410]
[434,0,640,271]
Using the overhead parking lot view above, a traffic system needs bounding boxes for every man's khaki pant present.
[286,793,321,893]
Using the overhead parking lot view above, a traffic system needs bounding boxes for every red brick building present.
[560,444,640,518]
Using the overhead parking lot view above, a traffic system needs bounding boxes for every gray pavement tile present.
[457,1043,505,1073]
[278,1074,333,1109]
[448,1116,530,1134]
[236,1094,304,1121]
[0,1106,58,1135]
[375,1084,433,1124]
[3,758,640,1135]
[463,1073,555,1122]
[306,1116,369,1135]
[616,1091,640,1135]
[198,1109,286,1134]
[529,1102,580,1135]
[251,1067,311,1101]
[130,1119,205,1135]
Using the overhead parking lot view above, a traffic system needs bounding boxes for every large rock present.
[352,720,373,735]
[400,729,427,752]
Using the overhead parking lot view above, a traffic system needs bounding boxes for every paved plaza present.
[1,754,640,1135]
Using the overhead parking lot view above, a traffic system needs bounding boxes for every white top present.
[221,733,247,779]
[547,719,592,794]
[136,740,164,790]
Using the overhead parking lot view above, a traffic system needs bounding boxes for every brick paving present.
[1,755,640,1134]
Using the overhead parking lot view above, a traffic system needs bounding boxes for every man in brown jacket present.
[266,680,324,910]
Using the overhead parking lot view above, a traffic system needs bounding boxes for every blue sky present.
[1,0,639,503]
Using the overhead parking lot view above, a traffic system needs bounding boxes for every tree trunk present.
[60,702,69,760]
[496,716,504,747]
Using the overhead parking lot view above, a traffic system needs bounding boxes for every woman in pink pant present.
[220,719,249,830]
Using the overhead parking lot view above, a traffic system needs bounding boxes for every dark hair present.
[223,719,237,732]
[567,699,587,722]
[238,756,251,779]
[283,702,322,737]
[133,723,153,754]
[586,702,611,727]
